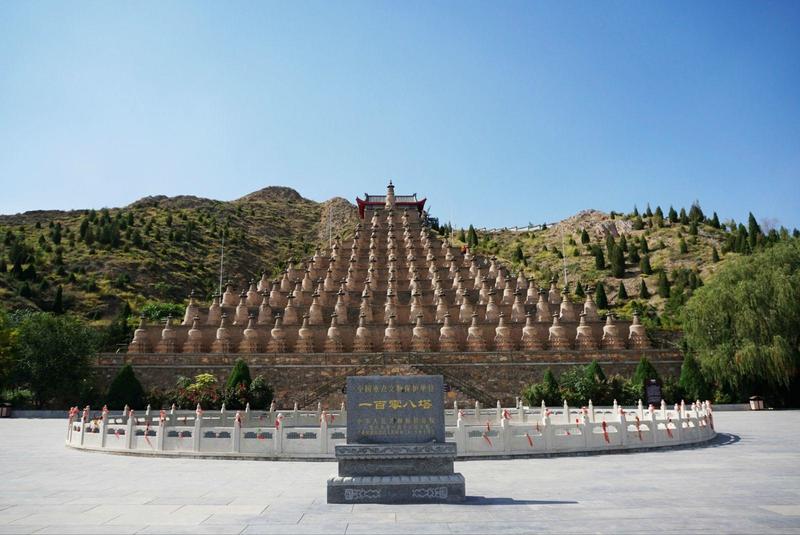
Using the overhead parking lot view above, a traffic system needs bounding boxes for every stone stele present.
[327,375,466,503]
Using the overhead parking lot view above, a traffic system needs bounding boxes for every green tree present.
[610,245,625,278]
[595,282,608,309]
[52,286,64,314]
[106,364,145,409]
[466,225,478,248]
[574,281,585,298]
[593,246,605,270]
[522,369,561,406]
[657,271,671,298]
[668,206,678,223]
[632,357,660,390]
[12,312,97,407]
[638,278,650,299]
[711,247,720,263]
[639,254,652,275]
[682,240,800,406]
[679,238,688,254]
[748,212,761,249]
[679,354,709,402]
[226,358,252,391]
[617,281,628,301]
[580,229,590,244]
[0,311,14,393]
[710,212,720,229]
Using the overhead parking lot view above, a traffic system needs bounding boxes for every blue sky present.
[1,1,798,230]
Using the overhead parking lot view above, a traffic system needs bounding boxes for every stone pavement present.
[1,411,799,534]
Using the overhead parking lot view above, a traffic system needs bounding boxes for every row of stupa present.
[128,182,649,354]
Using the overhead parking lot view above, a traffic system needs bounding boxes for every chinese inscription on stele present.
[346,375,445,444]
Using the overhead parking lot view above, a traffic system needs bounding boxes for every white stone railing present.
[65,400,716,459]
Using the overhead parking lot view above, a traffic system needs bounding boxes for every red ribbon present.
[114,428,121,440]
[486,421,491,432]
[635,416,643,441]
[502,409,511,420]
[482,432,493,447]
[602,421,610,444]
[525,432,533,447]
[535,421,540,433]
[575,418,581,430]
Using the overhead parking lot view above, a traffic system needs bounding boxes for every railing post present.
[79,406,88,446]
[275,413,284,455]
[455,411,467,456]
[543,413,554,451]
[673,403,683,442]
[233,411,242,453]
[320,410,329,454]
[193,405,203,452]
[649,405,658,445]
[125,409,135,450]
[501,417,512,454]
[618,408,627,447]
[100,406,109,448]
[157,410,166,451]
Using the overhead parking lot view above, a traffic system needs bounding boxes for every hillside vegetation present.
[1,189,795,337]
[444,203,797,329]
[0,187,357,321]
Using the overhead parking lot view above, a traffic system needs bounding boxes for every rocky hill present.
[0,187,358,321]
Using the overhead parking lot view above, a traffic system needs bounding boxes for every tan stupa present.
[156,316,176,353]
[466,313,486,352]
[548,314,571,350]
[183,316,204,353]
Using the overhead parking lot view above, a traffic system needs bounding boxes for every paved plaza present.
[0,411,799,534]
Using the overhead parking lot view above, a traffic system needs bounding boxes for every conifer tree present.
[574,281,585,298]
[106,364,145,409]
[710,212,720,229]
[632,206,639,217]
[657,271,670,298]
[593,246,605,270]
[689,221,698,236]
[639,254,652,275]
[679,208,688,225]
[53,286,64,314]
[711,246,720,263]
[595,282,608,309]
[668,206,678,223]
[512,244,524,263]
[617,281,628,301]
[467,225,478,248]
[0,256,5,273]
[639,278,650,299]
[640,237,649,255]
[645,204,653,218]
[688,201,704,222]
[457,228,466,242]
[610,245,625,278]
[679,238,688,254]
[19,282,32,299]
[748,212,761,249]
[580,229,590,244]
[226,358,252,391]
[628,247,640,265]
[632,357,660,388]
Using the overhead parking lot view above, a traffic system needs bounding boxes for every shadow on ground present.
[708,432,741,447]
[462,496,578,506]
